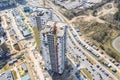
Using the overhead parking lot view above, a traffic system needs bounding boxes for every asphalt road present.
[112,36,120,53]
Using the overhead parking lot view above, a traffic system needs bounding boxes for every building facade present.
[0,17,8,58]
[0,36,7,57]
[41,21,67,74]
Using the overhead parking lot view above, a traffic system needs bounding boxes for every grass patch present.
[3,64,10,71]
[104,4,112,9]
[118,42,120,48]
[33,27,41,52]
[115,71,120,79]
[109,39,120,62]
[86,55,96,65]
[12,70,18,80]
[110,77,114,80]
[81,68,93,80]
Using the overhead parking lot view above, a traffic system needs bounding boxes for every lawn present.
[81,68,93,80]
[12,70,18,80]
[3,64,10,71]
[86,55,96,65]
[33,27,41,51]
[118,42,120,48]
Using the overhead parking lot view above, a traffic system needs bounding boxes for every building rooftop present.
[41,21,67,37]
[22,29,31,37]
[0,0,15,3]
[0,37,5,46]
[0,70,14,80]
[21,63,27,72]
[30,7,52,27]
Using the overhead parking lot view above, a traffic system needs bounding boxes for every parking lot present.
[67,35,112,80]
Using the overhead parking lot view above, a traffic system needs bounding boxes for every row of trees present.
[92,31,108,43]
[90,0,112,10]
[114,1,120,21]
[106,48,120,62]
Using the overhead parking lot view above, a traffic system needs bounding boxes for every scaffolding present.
[53,22,59,73]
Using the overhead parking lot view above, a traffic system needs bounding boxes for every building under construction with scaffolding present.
[31,7,53,52]
[40,21,67,74]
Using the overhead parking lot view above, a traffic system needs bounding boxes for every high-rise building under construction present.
[41,21,67,74]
